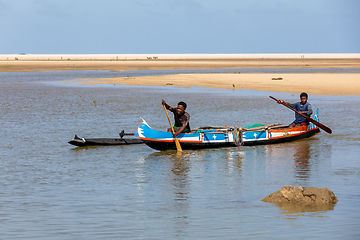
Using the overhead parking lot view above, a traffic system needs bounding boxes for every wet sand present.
[1,57,359,95]
[79,73,360,95]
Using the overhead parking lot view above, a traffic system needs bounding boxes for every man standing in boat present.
[277,92,313,128]
[162,99,191,137]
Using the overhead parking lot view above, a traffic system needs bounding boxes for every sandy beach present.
[1,54,359,95]
[76,73,359,95]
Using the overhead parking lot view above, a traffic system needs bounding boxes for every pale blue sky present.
[0,0,359,54]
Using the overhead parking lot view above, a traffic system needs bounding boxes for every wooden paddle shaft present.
[269,96,332,134]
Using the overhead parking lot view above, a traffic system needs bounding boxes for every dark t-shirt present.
[170,108,190,131]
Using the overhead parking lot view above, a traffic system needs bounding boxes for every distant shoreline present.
[1,53,360,61]
[1,56,360,73]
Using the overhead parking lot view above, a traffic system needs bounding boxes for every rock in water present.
[262,186,338,205]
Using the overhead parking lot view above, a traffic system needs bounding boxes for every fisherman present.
[161,99,191,137]
[277,92,313,128]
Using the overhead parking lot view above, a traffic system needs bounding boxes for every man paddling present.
[276,92,313,128]
[162,99,191,137]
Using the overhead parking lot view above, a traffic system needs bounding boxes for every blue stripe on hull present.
[242,127,320,146]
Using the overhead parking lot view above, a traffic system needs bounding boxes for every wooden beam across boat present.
[241,123,283,131]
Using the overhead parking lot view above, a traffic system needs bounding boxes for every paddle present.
[269,96,332,134]
[163,105,182,152]
[163,104,183,151]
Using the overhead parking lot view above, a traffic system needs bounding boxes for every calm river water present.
[1,70,359,239]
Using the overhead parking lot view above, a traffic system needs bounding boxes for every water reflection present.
[193,149,244,175]
[263,140,315,180]
[141,151,192,237]
[225,150,244,174]
[293,140,311,180]
[170,153,191,237]
[277,202,336,215]
[138,149,244,236]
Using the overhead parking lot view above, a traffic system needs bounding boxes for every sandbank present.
[1,54,359,95]
[78,73,360,95]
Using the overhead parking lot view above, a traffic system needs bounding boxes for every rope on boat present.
[233,127,243,147]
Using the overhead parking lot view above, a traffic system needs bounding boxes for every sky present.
[0,0,359,54]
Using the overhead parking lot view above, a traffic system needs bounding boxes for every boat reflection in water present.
[263,140,315,181]
[262,140,337,215]
[137,136,334,227]
[138,150,245,236]
[293,140,311,180]
[138,152,192,237]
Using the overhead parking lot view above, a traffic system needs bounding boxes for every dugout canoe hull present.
[68,135,143,147]
[138,110,321,151]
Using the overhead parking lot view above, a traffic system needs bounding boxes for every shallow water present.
[1,70,360,239]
